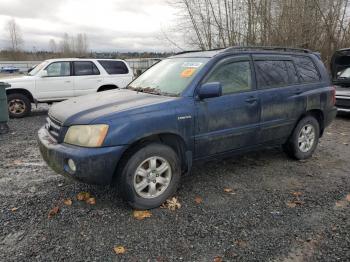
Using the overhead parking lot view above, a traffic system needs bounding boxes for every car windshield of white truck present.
[28,61,49,76]
[338,68,350,79]
[128,58,209,96]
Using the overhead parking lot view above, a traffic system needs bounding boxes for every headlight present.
[64,125,109,147]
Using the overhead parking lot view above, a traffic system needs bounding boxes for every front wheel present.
[283,116,320,160]
[117,143,181,210]
[7,93,31,118]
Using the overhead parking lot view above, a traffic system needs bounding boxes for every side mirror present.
[198,82,222,100]
[39,70,48,77]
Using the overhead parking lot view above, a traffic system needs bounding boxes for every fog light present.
[67,159,76,173]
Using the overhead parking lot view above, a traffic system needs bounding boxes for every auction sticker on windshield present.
[182,62,203,68]
[181,68,196,78]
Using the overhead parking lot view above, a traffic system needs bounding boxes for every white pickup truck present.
[4,58,134,118]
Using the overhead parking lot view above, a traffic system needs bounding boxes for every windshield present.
[128,57,209,96]
[28,61,49,76]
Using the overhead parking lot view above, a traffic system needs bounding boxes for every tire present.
[283,116,320,160]
[7,93,31,118]
[117,143,181,210]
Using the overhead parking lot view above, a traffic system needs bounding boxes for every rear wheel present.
[283,116,320,160]
[7,93,31,118]
[117,143,181,210]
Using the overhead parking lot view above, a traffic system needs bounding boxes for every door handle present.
[65,80,71,83]
[245,96,258,104]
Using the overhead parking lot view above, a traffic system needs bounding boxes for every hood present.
[49,89,177,126]
[2,75,34,83]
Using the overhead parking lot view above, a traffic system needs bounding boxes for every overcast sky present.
[0,0,181,52]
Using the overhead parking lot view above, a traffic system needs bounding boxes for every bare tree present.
[59,33,89,57]
[171,0,350,63]
[49,39,57,53]
[75,33,89,56]
[59,33,71,56]
[5,18,24,59]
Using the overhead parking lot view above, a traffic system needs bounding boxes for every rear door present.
[254,55,319,143]
[35,61,74,100]
[72,61,102,96]
[194,56,260,158]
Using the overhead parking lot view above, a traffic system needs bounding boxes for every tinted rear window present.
[255,60,289,88]
[98,60,129,74]
[294,56,321,83]
[73,61,100,76]
[285,61,299,84]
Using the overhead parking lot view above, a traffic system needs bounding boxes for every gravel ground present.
[0,105,349,262]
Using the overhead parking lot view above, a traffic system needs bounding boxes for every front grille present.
[45,116,62,142]
[336,97,350,108]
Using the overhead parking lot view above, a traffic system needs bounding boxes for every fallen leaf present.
[13,160,22,165]
[77,192,91,201]
[224,188,233,193]
[133,210,152,220]
[86,197,96,205]
[335,200,348,208]
[292,192,302,197]
[64,198,72,206]
[235,239,248,248]
[161,197,181,211]
[48,206,59,219]
[194,196,203,204]
[113,246,126,255]
[293,200,304,205]
[287,201,297,208]
[346,194,350,202]
[213,256,223,262]
[11,207,19,212]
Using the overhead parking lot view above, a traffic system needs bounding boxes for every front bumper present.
[37,127,126,185]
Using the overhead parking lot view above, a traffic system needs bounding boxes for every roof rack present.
[175,48,225,56]
[224,46,312,54]
[174,46,312,56]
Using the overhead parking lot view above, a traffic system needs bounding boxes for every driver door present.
[194,56,260,158]
[35,61,74,101]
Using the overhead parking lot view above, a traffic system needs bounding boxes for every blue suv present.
[38,47,337,209]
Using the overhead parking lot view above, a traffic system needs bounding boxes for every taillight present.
[331,86,336,106]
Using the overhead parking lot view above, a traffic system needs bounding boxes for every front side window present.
[128,57,209,96]
[46,62,70,77]
[204,61,252,94]
[294,56,321,83]
[28,61,49,76]
[98,60,129,74]
[255,60,289,89]
[73,61,100,76]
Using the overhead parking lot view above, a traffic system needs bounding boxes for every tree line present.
[3,18,89,60]
[172,0,350,64]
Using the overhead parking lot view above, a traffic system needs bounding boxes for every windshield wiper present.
[127,86,179,97]
[128,86,162,95]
